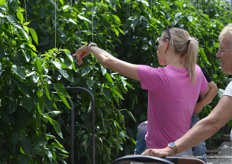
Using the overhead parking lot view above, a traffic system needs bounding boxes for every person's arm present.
[194,81,218,114]
[73,44,139,81]
[141,95,232,157]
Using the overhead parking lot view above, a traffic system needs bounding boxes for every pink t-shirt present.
[137,65,208,149]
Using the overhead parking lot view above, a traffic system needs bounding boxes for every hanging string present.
[55,0,57,48]
[24,0,27,22]
[91,0,94,42]
[150,0,152,16]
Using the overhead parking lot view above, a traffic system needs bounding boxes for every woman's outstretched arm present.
[73,44,139,81]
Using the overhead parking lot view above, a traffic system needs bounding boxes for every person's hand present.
[193,101,204,114]
[73,44,90,65]
[141,147,174,157]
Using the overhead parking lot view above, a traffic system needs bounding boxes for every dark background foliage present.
[0,0,232,163]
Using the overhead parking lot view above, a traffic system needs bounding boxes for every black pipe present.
[53,87,95,164]
[65,87,95,164]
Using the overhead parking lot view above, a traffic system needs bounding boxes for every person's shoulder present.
[194,65,204,77]
[195,64,202,71]
[138,65,164,74]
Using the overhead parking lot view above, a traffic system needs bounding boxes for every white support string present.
[91,0,94,42]
[55,0,57,48]
[24,0,27,22]
[150,0,152,16]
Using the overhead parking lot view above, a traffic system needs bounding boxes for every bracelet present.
[87,42,97,51]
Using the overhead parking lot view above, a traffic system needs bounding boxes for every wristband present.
[87,42,97,50]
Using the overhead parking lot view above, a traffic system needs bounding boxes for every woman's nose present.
[216,50,220,58]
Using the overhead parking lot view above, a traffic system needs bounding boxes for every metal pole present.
[65,87,95,164]
[52,87,95,164]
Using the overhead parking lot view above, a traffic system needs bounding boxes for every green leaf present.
[109,0,117,10]
[101,66,107,76]
[32,146,42,154]
[44,85,51,100]
[161,0,170,9]
[137,0,149,7]
[199,47,211,65]
[64,50,74,62]
[69,18,76,25]
[21,136,32,154]
[9,101,17,114]
[112,15,121,23]
[53,83,71,109]
[0,45,5,59]
[22,97,33,113]
[38,98,45,115]
[8,0,19,12]
[87,79,94,89]
[52,61,62,70]
[35,57,42,74]
[46,150,53,161]
[48,111,62,117]
[112,27,119,36]
[23,21,30,26]
[19,156,30,164]
[63,58,72,69]
[12,65,26,79]
[111,88,123,100]
[59,69,74,82]
[0,0,6,5]
[47,116,63,138]
[53,83,69,96]
[59,0,64,5]
[22,49,30,62]
[29,28,38,45]
[12,132,19,145]
[77,15,91,23]
[16,7,24,24]
[81,67,91,77]
[37,89,43,97]
[127,111,136,123]
[20,28,30,41]
[12,79,30,95]
[57,92,70,109]
[105,73,114,83]
[38,136,48,146]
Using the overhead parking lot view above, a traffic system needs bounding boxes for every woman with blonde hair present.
[73,26,209,157]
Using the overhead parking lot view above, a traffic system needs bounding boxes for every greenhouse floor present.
[207,141,232,164]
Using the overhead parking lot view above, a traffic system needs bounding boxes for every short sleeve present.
[223,81,232,97]
[137,65,169,91]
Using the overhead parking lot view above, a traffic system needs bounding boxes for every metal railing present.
[53,87,95,164]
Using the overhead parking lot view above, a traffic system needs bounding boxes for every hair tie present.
[187,40,191,45]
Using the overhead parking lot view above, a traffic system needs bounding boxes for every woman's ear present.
[165,39,169,49]
[165,39,169,54]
